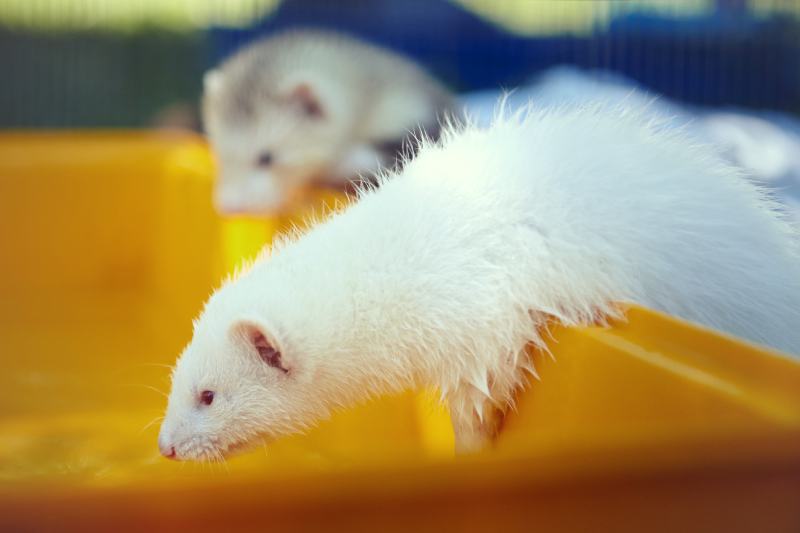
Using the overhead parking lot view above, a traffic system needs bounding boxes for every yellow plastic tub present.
[0,132,798,532]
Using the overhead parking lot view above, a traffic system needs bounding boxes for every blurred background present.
[1,0,799,127]
[3,0,800,212]
[1,2,800,529]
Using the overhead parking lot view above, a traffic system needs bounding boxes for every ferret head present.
[158,279,327,461]
[202,67,352,214]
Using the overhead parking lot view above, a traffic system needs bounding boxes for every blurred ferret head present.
[203,67,351,214]
[201,29,456,214]
[158,278,328,461]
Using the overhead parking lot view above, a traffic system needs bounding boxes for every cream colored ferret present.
[202,29,456,213]
[159,102,800,461]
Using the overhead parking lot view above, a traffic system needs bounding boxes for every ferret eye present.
[199,390,215,406]
[256,152,273,167]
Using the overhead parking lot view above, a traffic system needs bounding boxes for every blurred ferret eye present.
[199,390,215,406]
[256,151,273,167]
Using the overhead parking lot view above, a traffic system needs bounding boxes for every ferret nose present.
[159,442,177,460]
[158,434,178,460]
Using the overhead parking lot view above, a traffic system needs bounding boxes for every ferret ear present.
[230,319,289,374]
[203,69,224,96]
[287,83,325,119]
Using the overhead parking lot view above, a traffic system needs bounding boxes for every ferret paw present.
[451,403,506,454]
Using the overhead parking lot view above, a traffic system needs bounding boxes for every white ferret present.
[159,102,800,461]
[202,29,456,213]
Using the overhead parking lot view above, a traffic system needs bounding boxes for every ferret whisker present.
[121,383,169,399]
[139,415,164,434]
[214,449,230,473]
[138,363,175,370]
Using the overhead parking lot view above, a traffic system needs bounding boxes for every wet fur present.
[162,101,800,459]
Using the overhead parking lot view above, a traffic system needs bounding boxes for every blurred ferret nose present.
[213,175,285,214]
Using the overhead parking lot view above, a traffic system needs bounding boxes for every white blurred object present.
[702,113,800,184]
[459,65,800,219]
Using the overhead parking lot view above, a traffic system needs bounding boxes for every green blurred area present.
[0,0,280,30]
[1,1,797,33]
[0,27,207,128]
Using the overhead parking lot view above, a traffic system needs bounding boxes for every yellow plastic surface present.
[0,132,798,532]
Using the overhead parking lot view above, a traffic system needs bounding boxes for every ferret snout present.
[158,429,178,460]
[214,172,284,214]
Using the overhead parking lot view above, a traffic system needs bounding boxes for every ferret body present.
[202,29,456,213]
[160,102,800,461]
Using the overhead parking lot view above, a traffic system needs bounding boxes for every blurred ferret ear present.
[287,83,325,119]
[230,319,289,373]
[203,69,224,96]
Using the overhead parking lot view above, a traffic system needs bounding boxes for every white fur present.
[161,101,800,460]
